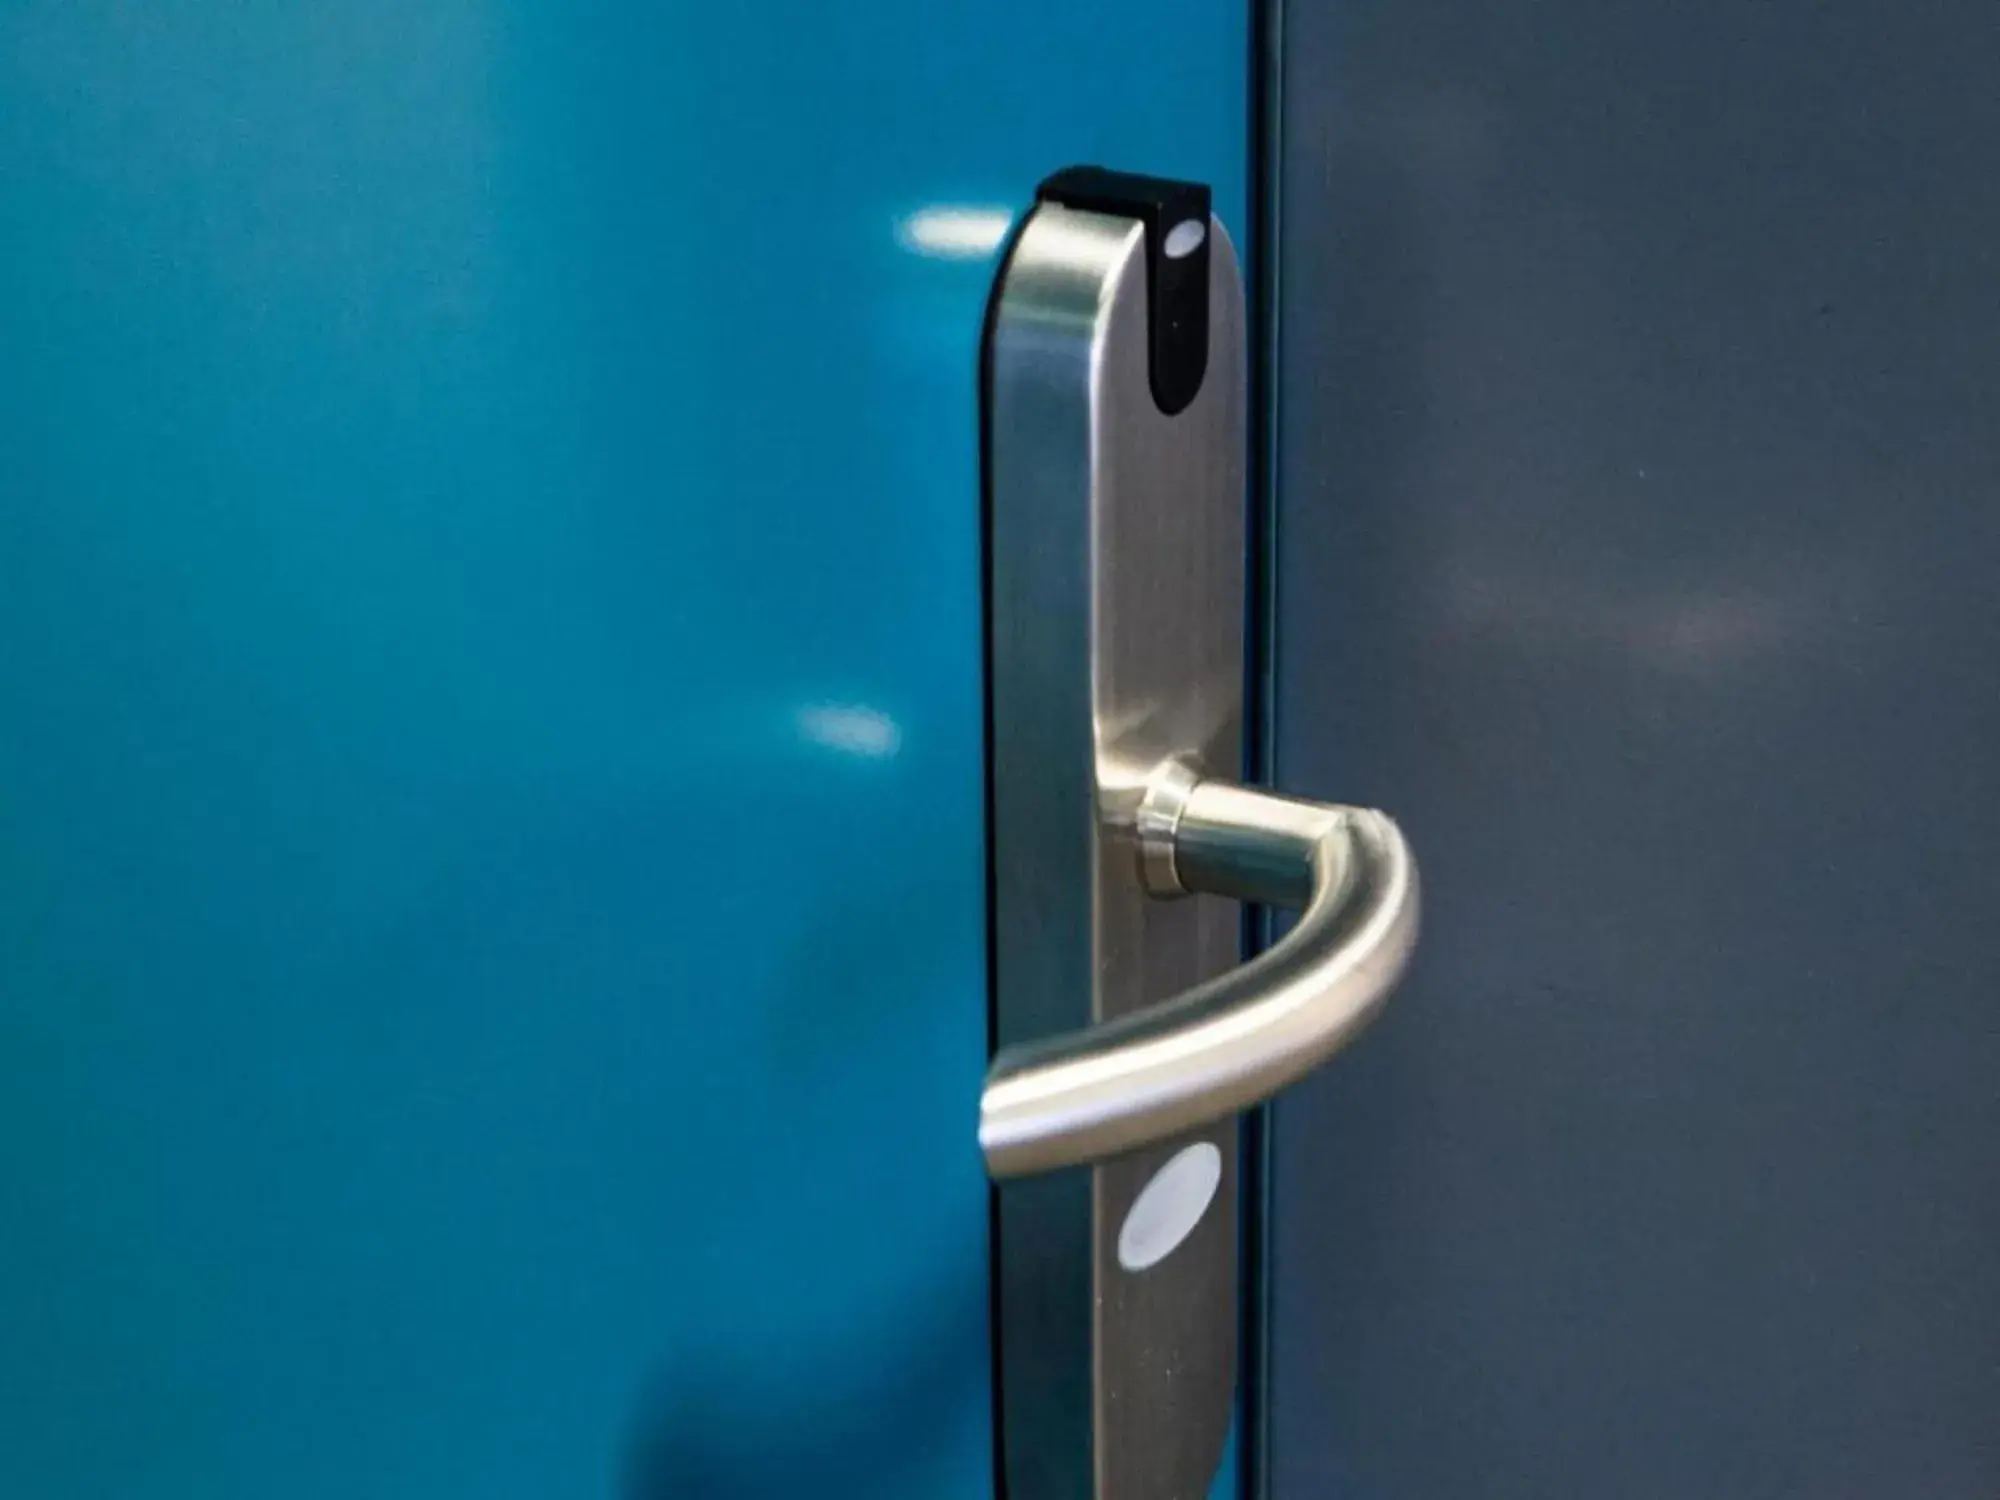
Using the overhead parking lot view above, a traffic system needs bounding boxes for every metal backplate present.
[985,204,1246,1499]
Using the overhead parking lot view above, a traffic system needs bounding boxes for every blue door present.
[0,4,1244,1496]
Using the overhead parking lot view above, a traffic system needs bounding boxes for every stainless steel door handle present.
[980,168,1421,1500]
[981,770,1419,1178]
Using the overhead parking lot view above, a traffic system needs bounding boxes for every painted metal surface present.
[0,3,1243,1496]
[1265,0,2000,1493]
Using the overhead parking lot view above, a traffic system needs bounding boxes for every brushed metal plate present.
[984,198,1246,1500]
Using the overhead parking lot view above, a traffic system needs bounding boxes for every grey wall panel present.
[1267,1,2000,1495]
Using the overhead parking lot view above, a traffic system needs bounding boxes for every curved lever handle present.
[980,772,1420,1178]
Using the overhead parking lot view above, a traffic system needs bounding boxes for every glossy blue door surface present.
[0,4,1242,1495]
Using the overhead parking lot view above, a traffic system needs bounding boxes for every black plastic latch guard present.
[1037,166,1212,416]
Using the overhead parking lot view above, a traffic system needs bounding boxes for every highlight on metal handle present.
[980,767,1421,1179]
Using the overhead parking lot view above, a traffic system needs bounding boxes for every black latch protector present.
[1037,166,1212,416]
